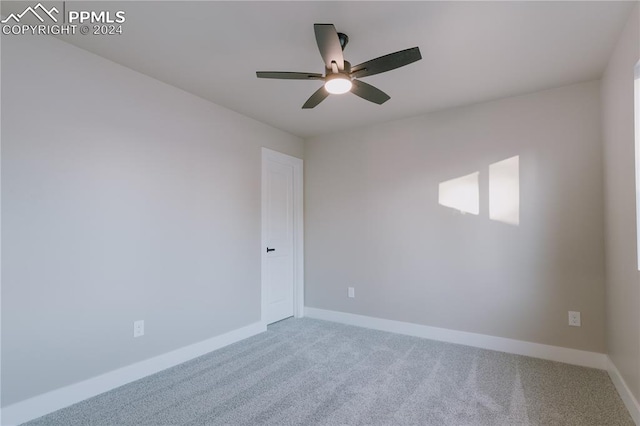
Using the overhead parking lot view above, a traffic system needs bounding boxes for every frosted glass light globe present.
[325,75,352,94]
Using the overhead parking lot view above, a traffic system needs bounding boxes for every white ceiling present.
[5,1,636,138]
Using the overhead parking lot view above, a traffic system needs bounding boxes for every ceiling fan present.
[256,24,422,109]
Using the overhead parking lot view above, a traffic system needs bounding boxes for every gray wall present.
[305,81,605,353]
[602,4,640,403]
[1,35,303,406]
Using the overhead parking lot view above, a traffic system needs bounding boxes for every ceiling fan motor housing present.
[328,60,351,76]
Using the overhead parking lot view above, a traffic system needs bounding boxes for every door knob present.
[266,247,275,253]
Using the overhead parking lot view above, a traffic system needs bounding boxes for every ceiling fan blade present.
[314,24,344,71]
[351,47,422,79]
[302,86,330,109]
[350,79,390,105]
[256,71,324,80]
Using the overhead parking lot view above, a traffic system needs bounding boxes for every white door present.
[262,149,302,324]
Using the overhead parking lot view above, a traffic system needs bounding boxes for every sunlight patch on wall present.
[489,156,520,226]
[634,61,640,270]
[438,172,479,215]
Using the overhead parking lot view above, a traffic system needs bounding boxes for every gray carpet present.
[24,318,633,425]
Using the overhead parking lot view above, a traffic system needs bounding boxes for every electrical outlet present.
[348,287,355,298]
[133,320,145,337]
[568,311,581,327]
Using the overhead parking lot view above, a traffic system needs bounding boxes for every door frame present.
[261,147,304,325]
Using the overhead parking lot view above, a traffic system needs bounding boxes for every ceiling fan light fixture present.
[324,74,352,95]
[256,24,422,108]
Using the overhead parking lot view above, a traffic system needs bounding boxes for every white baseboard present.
[1,322,266,426]
[304,307,607,370]
[607,356,640,425]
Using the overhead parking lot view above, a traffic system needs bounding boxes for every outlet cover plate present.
[134,320,145,337]
[568,311,581,327]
